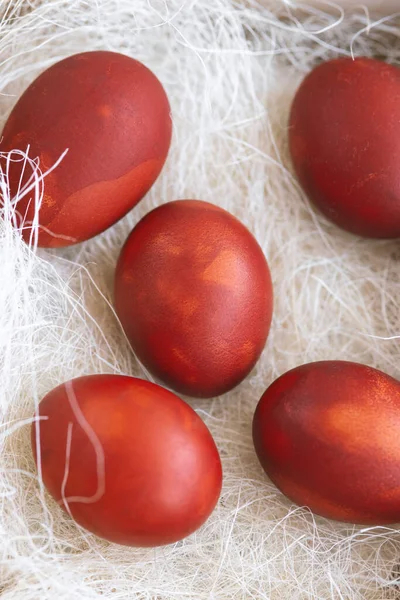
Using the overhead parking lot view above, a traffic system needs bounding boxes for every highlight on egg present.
[32,375,222,546]
[253,360,400,524]
[114,199,274,398]
[289,57,400,238]
[1,51,172,247]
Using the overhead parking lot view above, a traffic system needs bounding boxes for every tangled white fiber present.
[1,0,400,598]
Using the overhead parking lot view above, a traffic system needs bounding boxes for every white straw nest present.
[1,1,400,598]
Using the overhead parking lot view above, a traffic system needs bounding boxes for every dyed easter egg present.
[31,375,222,546]
[114,200,273,398]
[1,51,172,247]
[253,361,400,524]
[289,57,400,238]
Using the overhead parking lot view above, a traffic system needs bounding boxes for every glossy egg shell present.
[289,57,400,238]
[31,375,222,546]
[1,51,172,247]
[253,361,400,524]
[114,200,273,398]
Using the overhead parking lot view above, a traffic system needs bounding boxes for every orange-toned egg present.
[32,375,222,546]
[1,51,172,247]
[114,200,273,398]
[253,361,400,524]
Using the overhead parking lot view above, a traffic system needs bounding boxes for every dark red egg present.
[114,200,273,398]
[253,361,400,524]
[1,51,172,247]
[31,375,222,546]
[289,57,400,238]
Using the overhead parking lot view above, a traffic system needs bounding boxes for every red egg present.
[289,57,400,238]
[31,375,222,546]
[1,51,172,247]
[114,200,273,398]
[253,361,400,524]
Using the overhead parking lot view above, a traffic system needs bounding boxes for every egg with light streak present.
[253,361,400,524]
[32,375,222,546]
[1,51,172,247]
[114,200,273,398]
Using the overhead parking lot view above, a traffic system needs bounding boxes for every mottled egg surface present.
[253,361,400,524]
[1,51,172,246]
[115,200,273,398]
[289,57,400,238]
